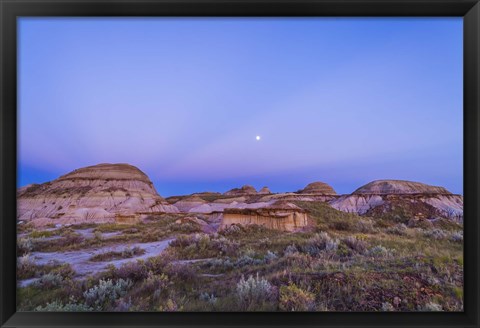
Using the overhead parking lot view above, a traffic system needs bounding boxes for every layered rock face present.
[298,181,337,195]
[220,201,308,232]
[17,163,178,226]
[330,180,463,220]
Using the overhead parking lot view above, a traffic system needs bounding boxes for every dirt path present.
[19,238,175,287]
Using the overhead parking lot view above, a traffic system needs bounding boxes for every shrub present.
[236,273,275,310]
[235,255,264,268]
[91,247,145,262]
[157,298,180,312]
[106,261,149,281]
[57,232,85,248]
[32,273,64,289]
[220,224,242,236]
[114,297,133,311]
[18,237,34,255]
[164,262,197,284]
[284,244,299,256]
[450,231,463,242]
[264,251,278,263]
[423,229,448,240]
[386,223,408,236]
[169,220,203,233]
[332,221,352,231]
[51,263,75,279]
[211,236,240,256]
[342,236,367,254]
[304,232,339,255]
[134,272,171,301]
[419,302,443,312]
[204,258,234,272]
[284,252,313,269]
[356,219,375,233]
[94,231,103,241]
[83,279,133,309]
[171,233,239,258]
[35,300,93,312]
[381,302,395,311]
[367,245,394,258]
[29,230,54,239]
[331,219,374,233]
[199,292,218,305]
[279,283,315,311]
[17,254,37,279]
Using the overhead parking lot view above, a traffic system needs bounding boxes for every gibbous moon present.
[256,136,261,141]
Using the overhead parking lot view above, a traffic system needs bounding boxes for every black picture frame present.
[1,0,479,327]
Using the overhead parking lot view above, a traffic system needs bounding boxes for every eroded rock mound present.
[330,179,462,221]
[224,185,257,196]
[298,182,336,195]
[173,195,207,212]
[259,186,272,194]
[17,163,178,226]
[353,180,451,195]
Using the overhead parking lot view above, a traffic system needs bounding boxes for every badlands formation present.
[17,164,464,230]
[17,163,178,227]
[330,180,463,221]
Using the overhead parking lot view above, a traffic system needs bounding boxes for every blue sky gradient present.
[18,18,463,196]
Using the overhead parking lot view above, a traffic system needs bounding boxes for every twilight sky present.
[18,17,463,196]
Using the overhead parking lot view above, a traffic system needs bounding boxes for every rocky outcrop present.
[224,185,257,196]
[259,186,272,194]
[330,180,463,221]
[187,199,274,214]
[220,201,308,232]
[297,182,336,195]
[330,194,384,215]
[352,180,450,195]
[17,163,178,225]
[172,195,207,212]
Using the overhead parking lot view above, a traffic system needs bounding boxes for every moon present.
[256,135,261,141]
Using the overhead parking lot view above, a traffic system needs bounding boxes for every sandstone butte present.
[17,163,178,227]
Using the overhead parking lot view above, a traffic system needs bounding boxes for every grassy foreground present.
[17,202,463,312]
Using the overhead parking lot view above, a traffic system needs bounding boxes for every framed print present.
[1,0,479,327]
